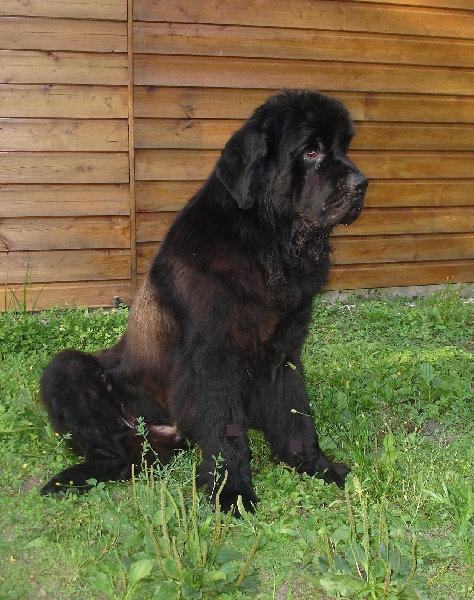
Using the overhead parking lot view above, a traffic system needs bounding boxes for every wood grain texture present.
[135,149,474,181]
[353,0,472,10]
[133,207,474,245]
[0,281,132,312]
[0,119,128,151]
[0,17,127,52]
[0,152,129,184]
[136,213,177,244]
[134,55,474,96]
[332,208,474,236]
[135,181,201,212]
[0,85,128,118]
[135,234,474,274]
[135,118,241,149]
[134,22,474,69]
[329,260,474,289]
[365,181,474,208]
[353,152,474,180]
[0,216,130,251]
[0,0,127,20]
[136,242,157,273]
[134,87,474,123]
[135,119,474,151]
[135,180,474,213]
[331,233,474,264]
[2,249,130,283]
[0,184,130,217]
[0,51,127,85]
[133,0,474,40]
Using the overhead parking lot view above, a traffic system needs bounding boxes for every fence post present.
[128,0,137,297]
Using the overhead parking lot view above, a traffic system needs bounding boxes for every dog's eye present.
[304,150,322,160]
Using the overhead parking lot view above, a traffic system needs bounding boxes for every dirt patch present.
[22,476,44,494]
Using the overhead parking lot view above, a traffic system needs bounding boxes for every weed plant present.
[0,288,473,599]
[301,476,429,599]
[89,461,261,599]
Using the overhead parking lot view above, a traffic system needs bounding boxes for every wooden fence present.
[1,0,473,310]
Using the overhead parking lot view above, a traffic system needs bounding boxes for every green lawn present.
[1,288,473,599]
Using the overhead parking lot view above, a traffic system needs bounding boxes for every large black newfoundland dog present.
[40,90,367,512]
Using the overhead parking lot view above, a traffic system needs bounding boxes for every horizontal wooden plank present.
[332,207,474,236]
[0,84,128,118]
[136,213,176,244]
[0,119,128,152]
[133,0,474,40]
[328,259,474,290]
[0,51,127,85]
[0,184,130,217]
[0,216,130,251]
[135,118,240,150]
[0,0,127,21]
[1,281,132,312]
[2,249,130,283]
[134,22,474,69]
[366,181,474,208]
[0,17,127,53]
[331,233,474,264]
[134,87,474,124]
[135,149,474,181]
[352,1,472,10]
[134,55,474,97]
[135,180,474,212]
[342,92,474,124]
[134,87,270,120]
[134,207,474,245]
[136,241,474,282]
[0,152,129,183]
[135,119,474,151]
[135,149,215,181]
[136,181,200,212]
[143,232,474,269]
[353,152,474,180]
[355,123,474,151]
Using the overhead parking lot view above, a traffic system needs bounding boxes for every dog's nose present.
[349,171,368,193]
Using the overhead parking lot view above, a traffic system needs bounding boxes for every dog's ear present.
[215,123,267,209]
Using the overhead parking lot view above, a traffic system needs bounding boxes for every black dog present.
[40,90,368,512]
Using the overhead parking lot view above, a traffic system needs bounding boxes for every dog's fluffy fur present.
[40,90,368,512]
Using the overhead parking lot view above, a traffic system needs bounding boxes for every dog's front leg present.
[248,357,350,488]
[169,351,258,515]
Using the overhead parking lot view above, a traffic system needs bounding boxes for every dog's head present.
[215,89,368,231]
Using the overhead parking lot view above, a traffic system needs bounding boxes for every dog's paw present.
[215,490,259,517]
[41,481,78,497]
[40,473,93,497]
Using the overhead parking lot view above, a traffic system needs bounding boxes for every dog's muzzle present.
[341,174,368,226]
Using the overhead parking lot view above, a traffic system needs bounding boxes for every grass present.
[0,288,473,599]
